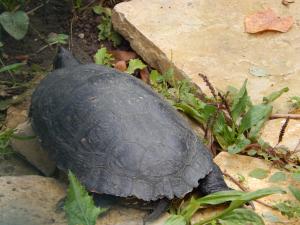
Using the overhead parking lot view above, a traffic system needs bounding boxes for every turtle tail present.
[197,163,230,195]
[53,46,80,69]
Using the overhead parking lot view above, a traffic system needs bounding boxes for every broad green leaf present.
[64,171,106,225]
[195,187,284,225]
[94,47,114,66]
[164,68,175,82]
[195,190,244,205]
[289,185,300,202]
[110,31,122,47]
[213,113,235,148]
[239,187,285,202]
[230,80,249,122]
[227,134,251,154]
[97,16,112,41]
[263,87,289,104]
[164,215,186,225]
[47,33,69,45]
[218,208,264,225]
[249,168,269,179]
[290,96,300,109]
[248,118,267,140]
[126,59,146,74]
[0,62,25,73]
[93,5,111,16]
[268,172,287,183]
[174,102,206,124]
[0,11,29,40]
[238,104,272,134]
[181,191,244,221]
[150,70,163,85]
[292,173,300,182]
[0,41,3,47]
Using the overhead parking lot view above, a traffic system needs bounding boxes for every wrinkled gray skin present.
[30,47,229,221]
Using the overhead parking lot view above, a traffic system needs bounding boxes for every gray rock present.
[0,175,66,225]
[10,121,56,176]
[0,155,40,176]
[112,0,300,113]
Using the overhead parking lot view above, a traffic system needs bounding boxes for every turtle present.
[29,47,229,222]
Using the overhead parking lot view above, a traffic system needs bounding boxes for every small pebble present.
[78,33,85,39]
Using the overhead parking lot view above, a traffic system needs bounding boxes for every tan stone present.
[112,0,300,113]
[0,176,66,225]
[10,121,56,176]
[0,155,39,176]
[261,118,300,156]
[0,175,169,225]
[5,104,28,129]
[214,152,300,225]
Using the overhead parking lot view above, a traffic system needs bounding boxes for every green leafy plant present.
[248,168,269,179]
[126,59,146,74]
[94,47,114,67]
[47,33,69,45]
[290,96,300,109]
[0,0,29,40]
[149,69,289,156]
[0,62,26,73]
[272,184,300,219]
[0,128,36,158]
[0,128,15,158]
[93,5,122,47]
[64,171,107,225]
[165,187,285,225]
[274,201,300,219]
[268,172,287,183]
[73,0,83,9]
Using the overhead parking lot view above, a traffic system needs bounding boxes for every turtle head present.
[53,46,80,69]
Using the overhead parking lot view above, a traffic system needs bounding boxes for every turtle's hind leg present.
[197,163,230,195]
[143,198,170,225]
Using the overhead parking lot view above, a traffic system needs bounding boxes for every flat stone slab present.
[11,121,56,176]
[0,176,66,225]
[261,118,300,156]
[112,0,300,113]
[0,156,40,176]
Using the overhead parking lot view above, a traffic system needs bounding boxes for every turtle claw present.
[143,198,169,224]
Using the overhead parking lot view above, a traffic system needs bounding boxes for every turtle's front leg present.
[197,163,230,195]
[143,198,170,225]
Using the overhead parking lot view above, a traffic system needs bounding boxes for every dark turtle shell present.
[30,63,213,201]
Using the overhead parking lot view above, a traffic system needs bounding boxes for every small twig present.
[223,171,255,210]
[255,199,276,210]
[223,171,248,192]
[79,0,97,12]
[69,16,75,50]
[36,42,56,54]
[270,114,300,120]
[29,24,51,47]
[26,0,50,15]
[223,171,278,210]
